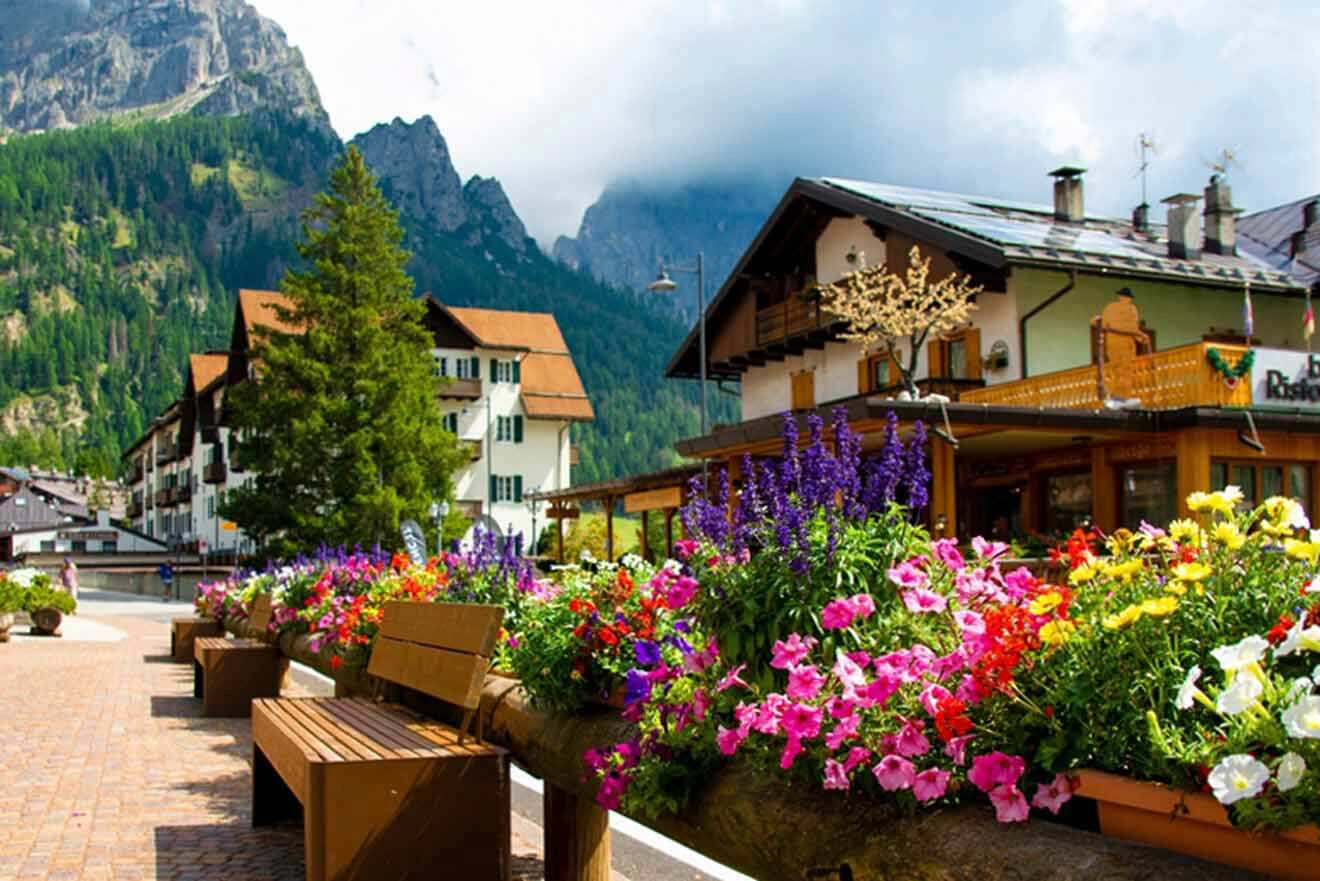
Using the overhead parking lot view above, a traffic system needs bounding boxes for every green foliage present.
[222,147,467,554]
[0,577,24,613]
[22,583,76,615]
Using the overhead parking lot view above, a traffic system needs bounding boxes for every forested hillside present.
[0,113,727,481]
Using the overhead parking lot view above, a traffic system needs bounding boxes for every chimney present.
[1049,166,1086,222]
[1203,175,1240,256]
[1161,193,1202,260]
[1293,200,1320,257]
[1131,202,1150,233]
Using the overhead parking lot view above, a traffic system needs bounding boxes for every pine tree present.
[221,146,466,554]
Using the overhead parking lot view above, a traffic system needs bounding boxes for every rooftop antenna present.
[1134,133,1158,206]
[1206,147,1242,182]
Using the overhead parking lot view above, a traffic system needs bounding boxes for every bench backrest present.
[367,601,504,716]
[249,593,274,639]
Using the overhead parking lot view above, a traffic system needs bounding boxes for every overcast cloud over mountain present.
[247,0,1320,246]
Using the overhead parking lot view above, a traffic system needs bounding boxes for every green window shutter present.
[490,358,498,382]
[512,359,521,384]
[470,355,479,378]
[490,474,498,502]
[513,415,523,443]
[514,475,523,503]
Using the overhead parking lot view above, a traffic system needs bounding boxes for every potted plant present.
[23,581,76,637]
[0,575,23,642]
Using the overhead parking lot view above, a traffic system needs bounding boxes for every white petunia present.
[1208,754,1271,805]
[1176,665,1203,710]
[1278,753,1307,792]
[1212,635,1270,672]
[1283,696,1320,738]
[1216,675,1263,715]
[1221,485,1246,509]
[1287,678,1315,702]
[1278,619,1320,657]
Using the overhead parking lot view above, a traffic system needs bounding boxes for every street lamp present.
[526,487,541,558]
[649,253,708,488]
[429,500,450,556]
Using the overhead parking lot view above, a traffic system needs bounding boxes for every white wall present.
[12,511,166,555]
[816,216,887,284]
[976,288,1022,384]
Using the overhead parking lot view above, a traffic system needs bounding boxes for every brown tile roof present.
[522,393,596,421]
[447,306,568,352]
[238,289,300,338]
[189,353,227,392]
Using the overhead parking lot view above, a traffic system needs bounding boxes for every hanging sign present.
[1253,348,1320,408]
[399,519,428,566]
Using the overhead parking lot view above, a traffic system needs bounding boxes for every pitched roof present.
[238,289,299,338]
[446,306,570,352]
[189,353,228,392]
[0,486,83,532]
[1238,195,1320,288]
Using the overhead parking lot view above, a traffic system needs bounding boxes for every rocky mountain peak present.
[0,0,327,132]
[463,175,529,256]
[352,115,467,234]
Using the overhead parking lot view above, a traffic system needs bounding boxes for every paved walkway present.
[0,592,554,881]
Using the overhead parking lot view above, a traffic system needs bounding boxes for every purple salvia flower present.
[904,419,930,513]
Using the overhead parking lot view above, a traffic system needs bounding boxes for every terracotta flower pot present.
[1073,768,1320,881]
[30,607,63,637]
[0,612,13,643]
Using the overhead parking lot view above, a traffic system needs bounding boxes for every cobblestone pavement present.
[0,598,555,881]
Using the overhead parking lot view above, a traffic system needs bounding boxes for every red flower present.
[1267,613,1297,645]
[933,697,974,741]
[597,627,619,647]
[330,655,342,671]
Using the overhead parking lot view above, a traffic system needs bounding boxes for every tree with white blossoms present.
[825,244,980,397]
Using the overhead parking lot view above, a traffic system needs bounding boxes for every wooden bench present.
[170,617,223,662]
[194,593,283,717]
[251,601,510,881]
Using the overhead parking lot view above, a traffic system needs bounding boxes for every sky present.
[250,0,1320,247]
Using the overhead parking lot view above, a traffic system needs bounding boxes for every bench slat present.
[367,636,489,711]
[251,698,313,804]
[266,698,349,764]
[248,593,274,637]
[375,601,503,656]
[317,699,437,759]
[280,698,384,763]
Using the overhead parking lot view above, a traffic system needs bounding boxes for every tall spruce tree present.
[222,146,465,554]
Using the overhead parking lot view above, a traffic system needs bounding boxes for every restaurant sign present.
[57,530,118,541]
[1253,348,1320,408]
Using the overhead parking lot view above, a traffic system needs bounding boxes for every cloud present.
[249,0,1320,246]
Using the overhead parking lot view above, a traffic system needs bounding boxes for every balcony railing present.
[127,495,144,518]
[156,442,179,465]
[439,377,483,399]
[755,295,834,347]
[960,341,1252,411]
[465,439,482,462]
[126,461,144,485]
[203,460,227,484]
[154,488,172,507]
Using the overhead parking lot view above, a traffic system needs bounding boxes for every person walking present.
[159,561,174,602]
[60,557,79,603]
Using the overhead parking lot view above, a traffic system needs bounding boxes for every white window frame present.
[456,358,474,379]
[495,475,515,502]
[496,415,513,443]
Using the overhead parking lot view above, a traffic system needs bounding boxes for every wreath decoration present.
[1206,346,1255,388]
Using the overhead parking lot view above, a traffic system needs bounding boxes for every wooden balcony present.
[439,377,483,399]
[125,461,143,485]
[755,295,835,347]
[570,444,580,466]
[466,439,482,462]
[156,442,179,465]
[127,495,144,518]
[203,460,227,484]
[154,488,172,507]
[960,341,1252,411]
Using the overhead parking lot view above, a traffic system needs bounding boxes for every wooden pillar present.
[930,439,957,537]
[1176,429,1211,519]
[544,782,611,881]
[556,510,564,563]
[664,508,675,558]
[1091,445,1116,532]
[604,498,614,562]
[640,509,650,562]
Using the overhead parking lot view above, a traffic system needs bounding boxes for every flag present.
[1243,283,1254,338]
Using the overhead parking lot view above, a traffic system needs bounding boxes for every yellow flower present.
[1284,538,1320,565]
[1216,486,1245,512]
[1211,522,1246,551]
[1172,561,1212,582]
[1105,529,1139,555]
[1169,519,1202,545]
[1101,558,1144,583]
[1164,582,1188,596]
[1068,564,1098,586]
[1029,591,1064,616]
[1262,497,1311,536]
[1186,491,1213,513]
[1039,619,1076,646]
[1139,596,1179,617]
[1103,605,1144,630]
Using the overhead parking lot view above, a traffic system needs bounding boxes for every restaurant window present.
[1042,471,1092,534]
[72,540,87,553]
[1212,461,1310,508]
[1121,462,1178,527]
[41,541,55,552]
[101,541,117,553]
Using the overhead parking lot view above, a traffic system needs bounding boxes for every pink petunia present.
[989,784,1030,823]
[666,575,700,609]
[873,650,911,678]
[827,696,857,719]
[780,735,804,770]
[832,651,869,699]
[842,746,872,772]
[932,537,966,572]
[944,735,975,766]
[894,719,931,758]
[824,713,861,751]
[780,702,824,741]
[971,536,1009,561]
[955,675,985,706]
[1001,567,1036,600]
[716,725,747,756]
[908,645,936,676]
[753,694,789,734]
[673,539,699,559]
[902,588,948,614]
[823,759,851,791]
[872,755,917,791]
[716,663,750,693]
[912,767,952,802]
[821,598,857,630]
[860,674,901,708]
[920,683,954,717]
[849,593,877,620]
[846,649,872,669]
[968,752,1026,792]
[770,633,817,670]
[1031,773,1074,815]
[786,664,825,701]
[887,560,929,590]
[953,609,986,637]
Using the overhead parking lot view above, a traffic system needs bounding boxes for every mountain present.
[0,0,327,133]
[553,180,780,319]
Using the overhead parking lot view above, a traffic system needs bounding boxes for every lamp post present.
[649,253,708,489]
[526,487,541,558]
[429,500,450,557]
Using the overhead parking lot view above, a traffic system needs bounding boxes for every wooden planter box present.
[1073,768,1320,880]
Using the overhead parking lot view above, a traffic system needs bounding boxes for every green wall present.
[1016,268,1307,377]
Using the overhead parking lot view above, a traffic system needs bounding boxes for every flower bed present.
[199,410,1320,874]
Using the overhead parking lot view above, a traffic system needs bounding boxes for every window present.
[489,358,521,384]
[72,540,86,554]
[1042,471,1093,534]
[206,496,214,518]
[1121,462,1178,527]
[1212,461,1310,508]
[433,355,448,378]
[456,357,477,379]
[929,328,982,380]
[442,412,459,434]
[101,541,117,553]
[40,540,55,553]
[490,474,523,503]
[495,415,524,443]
